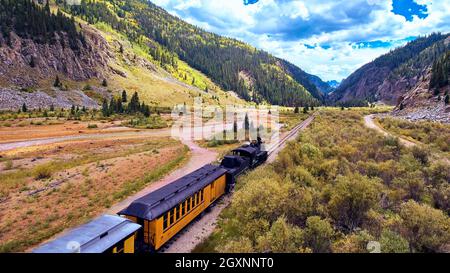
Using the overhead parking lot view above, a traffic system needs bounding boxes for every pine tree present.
[294,106,299,114]
[445,94,449,105]
[54,76,62,88]
[109,98,116,115]
[102,99,109,117]
[22,103,28,113]
[30,56,36,68]
[122,90,127,102]
[128,92,140,113]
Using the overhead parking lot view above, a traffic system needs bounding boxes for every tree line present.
[430,50,450,92]
[0,0,85,50]
[102,91,151,117]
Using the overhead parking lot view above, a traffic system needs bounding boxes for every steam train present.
[34,139,268,253]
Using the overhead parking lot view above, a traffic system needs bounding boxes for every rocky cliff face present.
[393,69,450,123]
[0,25,111,89]
[331,33,449,106]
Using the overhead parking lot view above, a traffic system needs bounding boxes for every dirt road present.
[364,114,416,148]
[161,114,316,253]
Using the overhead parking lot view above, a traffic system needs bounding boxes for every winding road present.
[364,114,416,148]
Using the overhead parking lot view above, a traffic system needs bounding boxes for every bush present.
[4,159,13,170]
[411,146,429,165]
[303,216,334,253]
[33,165,52,180]
[399,200,450,252]
[87,124,98,129]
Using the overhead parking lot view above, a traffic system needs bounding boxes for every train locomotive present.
[34,139,268,253]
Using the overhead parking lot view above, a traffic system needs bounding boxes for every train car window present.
[187,198,191,211]
[177,205,181,219]
[191,196,194,208]
[163,214,168,230]
[201,189,204,201]
[182,201,186,215]
[170,209,174,225]
[114,240,125,253]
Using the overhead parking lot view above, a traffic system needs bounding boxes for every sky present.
[150,0,450,82]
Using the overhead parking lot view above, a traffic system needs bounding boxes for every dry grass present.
[0,137,189,252]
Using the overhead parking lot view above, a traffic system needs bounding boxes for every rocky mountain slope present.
[393,50,450,123]
[0,0,330,110]
[330,33,449,106]
[0,0,248,110]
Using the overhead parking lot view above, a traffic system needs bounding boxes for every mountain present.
[306,75,337,95]
[330,33,450,107]
[394,47,450,122]
[0,0,325,110]
[1,0,248,110]
[327,80,340,90]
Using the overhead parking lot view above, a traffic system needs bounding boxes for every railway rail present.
[161,113,316,253]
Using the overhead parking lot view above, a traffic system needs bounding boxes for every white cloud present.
[150,0,450,81]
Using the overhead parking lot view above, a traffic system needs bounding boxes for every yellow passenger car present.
[119,164,229,251]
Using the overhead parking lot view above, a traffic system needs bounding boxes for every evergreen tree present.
[122,90,127,102]
[54,76,62,88]
[102,79,108,87]
[102,99,109,117]
[30,56,36,68]
[128,92,140,113]
[22,103,28,113]
[109,97,116,115]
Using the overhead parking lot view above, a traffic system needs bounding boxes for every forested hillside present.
[0,0,84,50]
[62,0,322,106]
[430,50,450,90]
[331,33,449,105]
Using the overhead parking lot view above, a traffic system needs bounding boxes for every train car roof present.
[33,215,141,253]
[119,164,227,221]
[233,145,258,156]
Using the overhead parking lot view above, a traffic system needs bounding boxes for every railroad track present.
[161,114,316,253]
[267,114,316,161]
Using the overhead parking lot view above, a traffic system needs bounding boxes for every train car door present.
[210,182,215,202]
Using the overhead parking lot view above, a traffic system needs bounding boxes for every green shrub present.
[33,165,52,180]
[4,159,13,170]
[87,124,98,129]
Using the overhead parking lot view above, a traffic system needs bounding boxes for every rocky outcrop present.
[393,71,450,123]
[0,25,112,88]
[0,87,111,111]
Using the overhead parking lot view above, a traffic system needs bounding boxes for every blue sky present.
[151,0,450,81]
